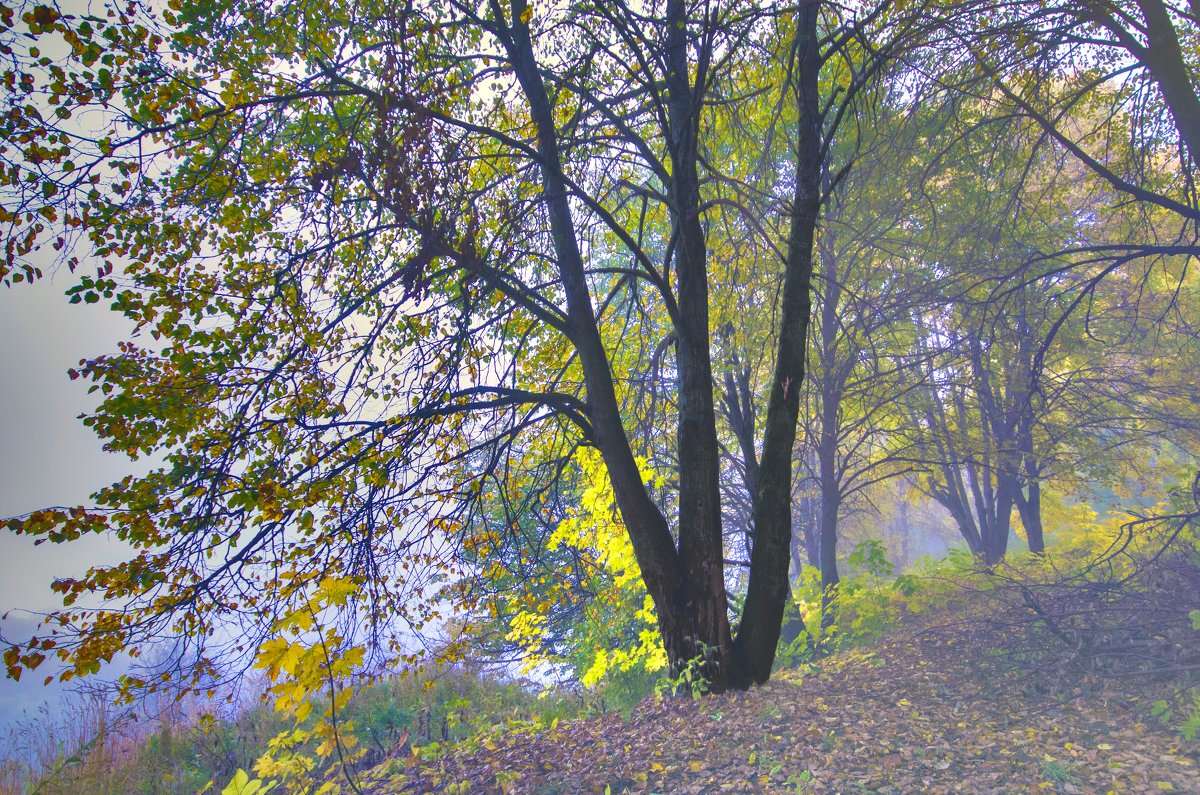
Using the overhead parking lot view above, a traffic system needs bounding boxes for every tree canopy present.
[2,0,1198,742]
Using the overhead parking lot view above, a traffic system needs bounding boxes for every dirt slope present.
[376,609,1200,794]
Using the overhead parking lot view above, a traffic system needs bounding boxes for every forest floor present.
[376,599,1200,794]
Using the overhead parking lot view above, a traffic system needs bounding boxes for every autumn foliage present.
[2,0,1200,791]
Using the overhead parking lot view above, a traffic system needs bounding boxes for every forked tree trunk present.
[505,0,728,687]
[506,0,739,689]
[506,0,822,690]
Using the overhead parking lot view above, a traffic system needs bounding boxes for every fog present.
[0,272,136,729]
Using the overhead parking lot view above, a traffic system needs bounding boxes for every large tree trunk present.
[663,0,736,688]
[732,0,821,687]
[505,0,732,688]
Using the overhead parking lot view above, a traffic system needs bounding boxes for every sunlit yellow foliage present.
[505,447,667,685]
[242,577,366,792]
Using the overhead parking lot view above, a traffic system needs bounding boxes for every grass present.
[1041,758,1077,786]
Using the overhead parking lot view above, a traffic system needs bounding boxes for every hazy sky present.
[0,272,138,728]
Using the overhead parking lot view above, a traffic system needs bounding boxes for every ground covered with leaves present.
[373,600,1200,794]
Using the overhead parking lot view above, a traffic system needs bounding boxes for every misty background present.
[0,273,134,729]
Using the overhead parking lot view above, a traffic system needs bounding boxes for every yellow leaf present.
[315,576,357,606]
[254,637,302,680]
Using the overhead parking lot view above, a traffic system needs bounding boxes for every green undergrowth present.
[774,540,978,669]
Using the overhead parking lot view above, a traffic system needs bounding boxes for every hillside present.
[377,602,1200,794]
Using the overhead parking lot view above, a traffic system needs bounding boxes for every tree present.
[793,107,932,611]
[941,0,1200,257]
[895,77,1200,564]
[1,0,927,693]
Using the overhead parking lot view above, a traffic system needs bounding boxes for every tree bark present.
[504,0,714,686]
[733,0,821,687]
[1015,476,1044,554]
[663,0,735,688]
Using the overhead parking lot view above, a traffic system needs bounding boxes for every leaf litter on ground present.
[371,597,1200,794]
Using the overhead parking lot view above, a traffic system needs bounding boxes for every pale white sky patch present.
[0,272,136,614]
[0,268,146,730]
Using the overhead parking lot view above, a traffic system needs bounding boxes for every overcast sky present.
[0,272,138,728]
